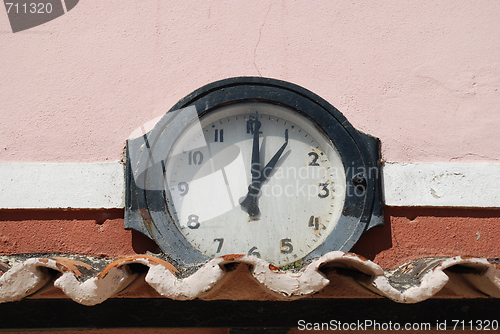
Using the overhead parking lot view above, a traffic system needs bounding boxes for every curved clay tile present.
[0,252,499,306]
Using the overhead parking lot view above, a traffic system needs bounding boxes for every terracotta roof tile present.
[0,252,498,306]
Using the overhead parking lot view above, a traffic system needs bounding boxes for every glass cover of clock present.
[164,102,346,267]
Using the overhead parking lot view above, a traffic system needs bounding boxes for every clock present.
[125,77,383,272]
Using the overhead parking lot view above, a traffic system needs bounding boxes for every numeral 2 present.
[308,152,320,166]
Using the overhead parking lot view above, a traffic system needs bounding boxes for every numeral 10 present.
[188,151,204,165]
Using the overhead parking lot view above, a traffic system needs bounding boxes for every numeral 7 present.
[213,238,224,253]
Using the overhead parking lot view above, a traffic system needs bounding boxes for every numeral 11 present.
[214,129,224,142]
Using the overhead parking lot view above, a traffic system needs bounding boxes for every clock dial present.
[165,102,346,267]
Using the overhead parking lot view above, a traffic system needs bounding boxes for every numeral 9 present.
[177,182,189,196]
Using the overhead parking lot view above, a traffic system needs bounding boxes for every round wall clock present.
[125,77,383,271]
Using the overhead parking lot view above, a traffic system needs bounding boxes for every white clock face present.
[165,102,346,267]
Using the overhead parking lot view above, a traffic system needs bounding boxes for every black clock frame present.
[125,77,383,271]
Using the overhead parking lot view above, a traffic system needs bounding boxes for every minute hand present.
[260,129,288,184]
[240,115,262,218]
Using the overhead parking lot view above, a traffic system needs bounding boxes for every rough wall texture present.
[1,1,499,163]
[0,208,498,270]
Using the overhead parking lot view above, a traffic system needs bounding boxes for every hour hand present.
[260,129,288,184]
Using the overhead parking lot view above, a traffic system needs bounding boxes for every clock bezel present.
[125,77,383,270]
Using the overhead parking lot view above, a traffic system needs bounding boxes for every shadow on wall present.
[352,207,500,267]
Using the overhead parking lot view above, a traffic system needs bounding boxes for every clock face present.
[164,102,346,267]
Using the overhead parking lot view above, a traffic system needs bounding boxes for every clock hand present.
[240,127,289,219]
[260,129,288,184]
[240,113,262,219]
[250,112,262,187]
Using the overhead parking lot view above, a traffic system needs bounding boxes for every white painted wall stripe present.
[0,162,499,209]
[383,162,500,208]
[0,162,124,209]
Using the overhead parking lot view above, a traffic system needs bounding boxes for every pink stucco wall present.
[1,1,499,163]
